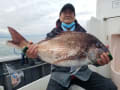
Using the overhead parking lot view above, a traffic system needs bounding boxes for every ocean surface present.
[0,36,45,58]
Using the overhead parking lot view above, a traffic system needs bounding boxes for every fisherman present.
[26,3,117,90]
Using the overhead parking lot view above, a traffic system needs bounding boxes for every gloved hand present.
[26,41,38,58]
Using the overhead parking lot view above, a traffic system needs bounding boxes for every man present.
[26,3,117,90]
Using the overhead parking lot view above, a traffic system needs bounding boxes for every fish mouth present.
[102,47,109,52]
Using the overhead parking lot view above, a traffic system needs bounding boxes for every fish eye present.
[96,42,102,48]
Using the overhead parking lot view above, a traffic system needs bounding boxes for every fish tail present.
[7,26,29,49]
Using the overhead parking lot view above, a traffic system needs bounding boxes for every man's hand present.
[97,45,110,65]
[26,41,38,58]
[97,52,110,65]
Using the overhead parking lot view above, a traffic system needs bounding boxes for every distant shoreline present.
[0,36,10,38]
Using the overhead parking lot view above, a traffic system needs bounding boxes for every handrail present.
[0,55,21,62]
[0,56,48,76]
[0,62,47,76]
[103,16,120,21]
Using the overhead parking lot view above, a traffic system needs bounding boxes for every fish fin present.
[7,26,29,49]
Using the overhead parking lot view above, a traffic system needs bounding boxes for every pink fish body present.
[7,27,111,67]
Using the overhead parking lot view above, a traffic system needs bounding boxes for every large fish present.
[7,27,112,67]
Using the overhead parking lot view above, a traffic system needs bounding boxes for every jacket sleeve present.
[76,24,87,33]
[46,28,60,39]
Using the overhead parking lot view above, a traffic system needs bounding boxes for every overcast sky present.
[0,0,97,36]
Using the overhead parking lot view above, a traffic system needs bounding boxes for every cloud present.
[0,0,96,35]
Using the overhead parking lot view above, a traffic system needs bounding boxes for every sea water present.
[0,36,45,58]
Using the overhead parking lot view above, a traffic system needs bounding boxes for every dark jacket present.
[46,19,93,87]
[47,19,86,38]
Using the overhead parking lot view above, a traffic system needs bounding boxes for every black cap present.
[60,3,75,16]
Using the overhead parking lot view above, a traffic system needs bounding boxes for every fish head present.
[87,41,110,64]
